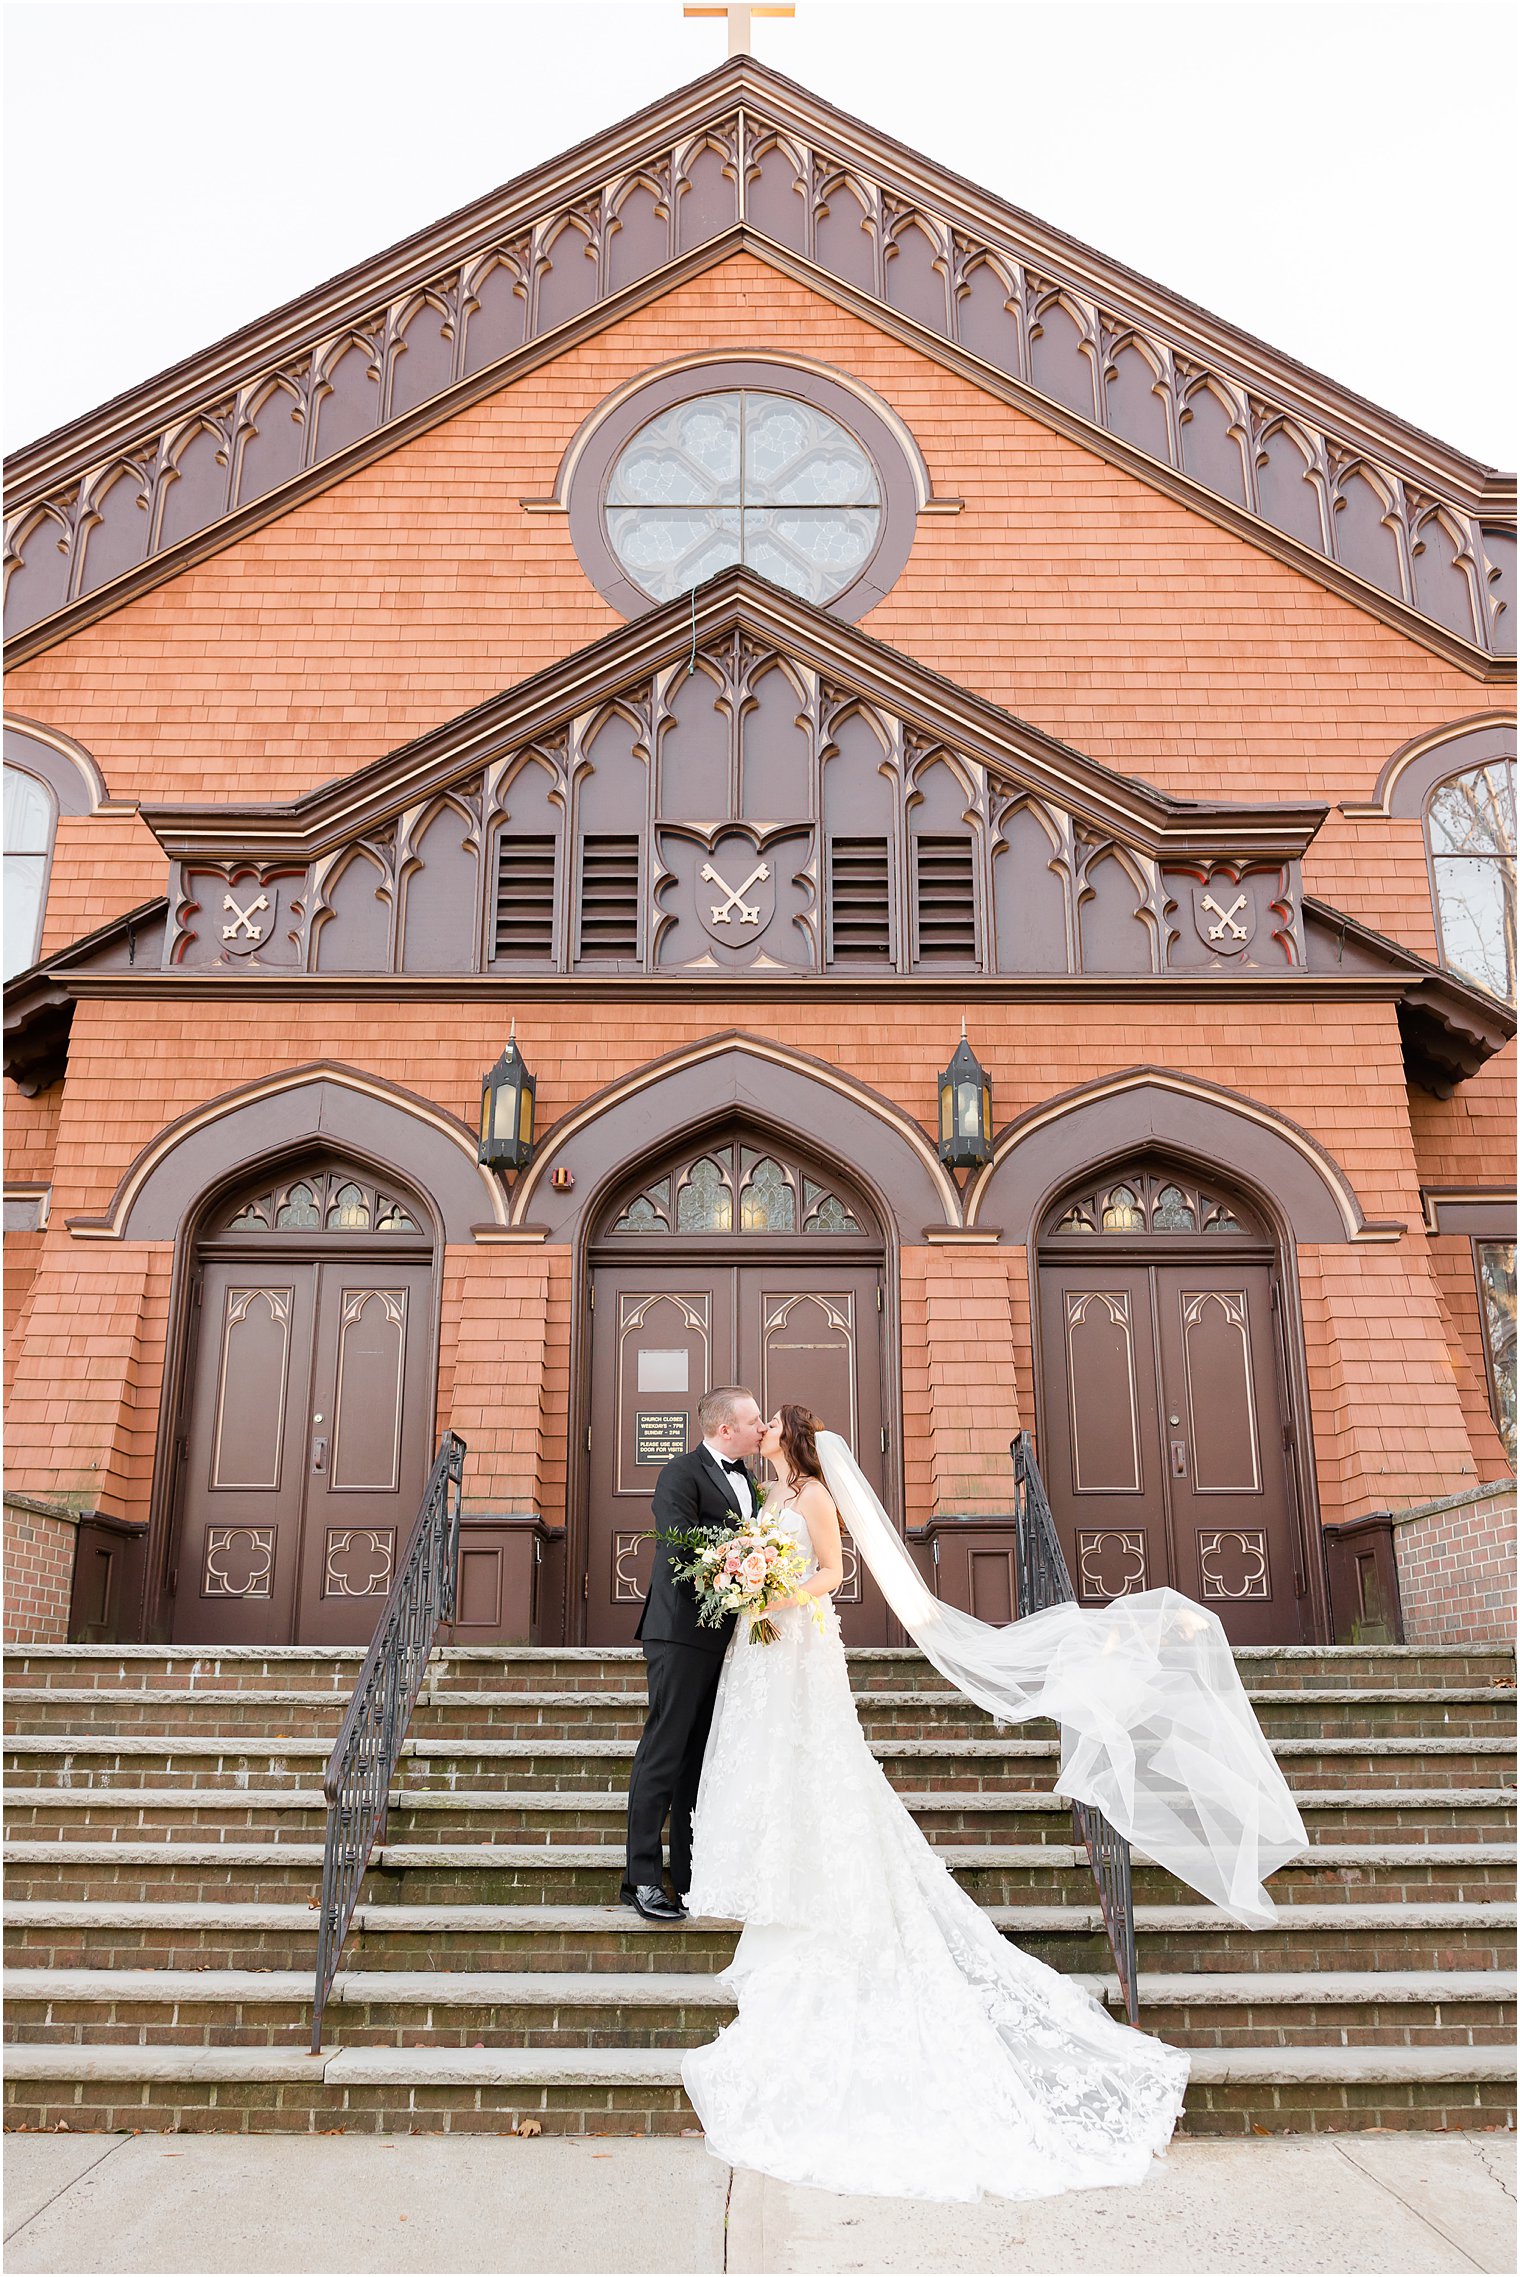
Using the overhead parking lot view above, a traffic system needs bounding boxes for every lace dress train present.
[680,1508,1189,2205]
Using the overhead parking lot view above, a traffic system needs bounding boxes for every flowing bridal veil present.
[815,1431,1307,1925]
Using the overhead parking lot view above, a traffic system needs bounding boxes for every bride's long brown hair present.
[777,1403,826,1488]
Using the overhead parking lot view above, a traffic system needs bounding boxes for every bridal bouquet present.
[668,1511,821,1645]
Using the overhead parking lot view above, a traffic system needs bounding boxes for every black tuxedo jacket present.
[635,1445,751,1651]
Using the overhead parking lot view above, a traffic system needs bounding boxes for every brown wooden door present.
[586,1258,891,1646]
[743,1263,892,1643]
[586,1267,734,1648]
[1038,1257,1304,1645]
[173,1256,434,1646]
[294,1262,436,1646]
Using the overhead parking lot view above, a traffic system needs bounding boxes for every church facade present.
[4,59,1514,1656]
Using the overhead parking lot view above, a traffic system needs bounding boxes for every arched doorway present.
[167,1154,440,1647]
[1035,1157,1310,1646]
[583,1128,894,1645]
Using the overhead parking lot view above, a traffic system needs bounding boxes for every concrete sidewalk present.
[3,2130,1514,2275]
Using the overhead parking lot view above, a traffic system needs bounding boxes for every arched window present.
[3,765,56,980]
[1426,759,1516,1003]
[560,359,928,622]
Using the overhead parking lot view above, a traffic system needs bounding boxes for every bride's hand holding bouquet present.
[668,1505,824,1645]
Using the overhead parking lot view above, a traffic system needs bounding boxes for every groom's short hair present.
[697,1385,755,1433]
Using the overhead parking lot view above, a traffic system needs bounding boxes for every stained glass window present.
[676,1157,733,1233]
[740,1157,796,1232]
[1046,1170,1260,1241]
[220,1167,422,1237]
[1427,761,1516,1004]
[603,1146,868,1238]
[605,391,881,606]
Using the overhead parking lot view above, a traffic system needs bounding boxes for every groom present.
[621,1384,765,1922]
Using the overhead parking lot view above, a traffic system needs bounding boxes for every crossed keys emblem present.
[1200,892,1249,941]
[700,860,770,928]
[220,887,276,959]
[1190,882,1255,957]
[222,890,268,942]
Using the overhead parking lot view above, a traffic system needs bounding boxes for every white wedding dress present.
[681,1487,1192,2205]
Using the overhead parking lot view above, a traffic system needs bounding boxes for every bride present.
[681,1403,1306,2205]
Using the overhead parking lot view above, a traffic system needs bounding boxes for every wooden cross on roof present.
[683,3,796,58]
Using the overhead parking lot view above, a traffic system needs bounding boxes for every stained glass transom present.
[605,392,881,606]
[1046,1169,1257,1240]
[606,1140,868,1238]
[221,1166,421,1236]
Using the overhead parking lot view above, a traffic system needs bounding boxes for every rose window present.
[604,391,881,606]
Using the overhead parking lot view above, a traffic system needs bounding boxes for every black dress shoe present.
[624,1883,684,1922]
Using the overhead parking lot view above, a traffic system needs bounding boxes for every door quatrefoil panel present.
[1075,1530,1148,1600]
[323,1528,396,1597]
[1197,1529,1271,1600]
[613,1530,653,1603]
[202,1527,275,1598]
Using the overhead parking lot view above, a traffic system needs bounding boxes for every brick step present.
[8,1784,1510,1847]
[7,1732,1510,1794]
[8,1685,1512,1744]
[2,2034,1512,2138]
[5,1838,1513,1912]
[6,1966,1513,2053]
[7,1645,1515,1696]
[8,1897,1513,1977]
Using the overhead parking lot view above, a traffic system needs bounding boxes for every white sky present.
[4,0,1514,466]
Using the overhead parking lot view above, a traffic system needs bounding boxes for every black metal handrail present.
[311,1431,467,2051]
[1011,1431,1139,2026]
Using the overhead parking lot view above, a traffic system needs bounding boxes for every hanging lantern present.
[937,1022,993,1169]
[478,1028,536,1171]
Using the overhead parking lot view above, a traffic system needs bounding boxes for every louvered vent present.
[913,835,977,961]
[828,837,892,962]
[494,835,557,960]
[578,835,642,959]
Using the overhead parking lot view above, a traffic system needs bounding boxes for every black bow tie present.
[718,1457,748,1475]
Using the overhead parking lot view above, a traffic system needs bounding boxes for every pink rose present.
[739,1552,767,1585]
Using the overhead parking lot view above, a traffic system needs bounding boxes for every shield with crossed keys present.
[220,881,278,960]
[1190,880,1256,957]
[694,835,777,947]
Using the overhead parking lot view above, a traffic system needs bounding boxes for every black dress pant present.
[622,1640,727,1897]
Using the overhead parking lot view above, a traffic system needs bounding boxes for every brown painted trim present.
[59,972,1426,1005]
[509,1027,957,1233]
[137,572,1328,863]
[6,56,1511,679]
[4,235,748,672]
[966,1064,1374,1244]
[1422,1189,1517,1236]
[8,218,1510,679]
[1345,713,1517,819]
[10,59,1507,511]
[65,1060,500,1242]
[3,717,108,810]
[743,240,1511,682]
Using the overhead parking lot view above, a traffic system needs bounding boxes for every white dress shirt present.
[702,1437,754,1520]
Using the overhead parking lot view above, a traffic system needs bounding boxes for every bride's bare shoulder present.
[796,1474,839,1521]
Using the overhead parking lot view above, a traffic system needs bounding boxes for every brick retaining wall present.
[1391,1482,1517,1647]
[3,1496,77,1644]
